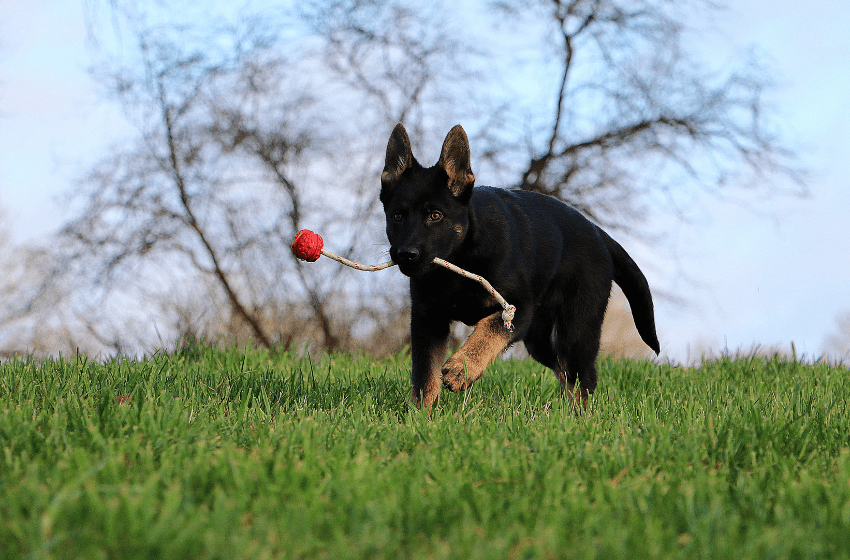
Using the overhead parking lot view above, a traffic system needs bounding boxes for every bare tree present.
[52,1,467,354]
[0,209,82,357]
[60,17,333,349]
[479,0,804,233]
[31,0,803,356]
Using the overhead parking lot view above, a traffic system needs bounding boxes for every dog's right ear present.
[381,124,414,190]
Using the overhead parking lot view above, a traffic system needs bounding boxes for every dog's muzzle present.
[393,246,430,276]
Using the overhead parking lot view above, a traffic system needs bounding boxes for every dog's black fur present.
[380,124,659,411]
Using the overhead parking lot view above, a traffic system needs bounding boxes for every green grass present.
[1,346,849,559]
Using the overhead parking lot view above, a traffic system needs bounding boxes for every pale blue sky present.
[1,0,848,360]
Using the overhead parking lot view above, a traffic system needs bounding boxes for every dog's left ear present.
[438,125,475,199]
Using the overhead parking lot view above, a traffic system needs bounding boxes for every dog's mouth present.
[394,259,433,277]
[391,247,434,277]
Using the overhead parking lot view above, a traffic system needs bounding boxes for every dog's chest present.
[418,272,501,326]
[449,292,499,325]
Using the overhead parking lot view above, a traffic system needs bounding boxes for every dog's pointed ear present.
[437,125,475,199]
[382,123,414,185]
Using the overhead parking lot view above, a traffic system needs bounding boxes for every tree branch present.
[159,81,273,348]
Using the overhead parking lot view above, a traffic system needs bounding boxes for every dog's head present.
[379,124,475,277]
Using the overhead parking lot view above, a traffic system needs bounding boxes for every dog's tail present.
[601,230,660,354]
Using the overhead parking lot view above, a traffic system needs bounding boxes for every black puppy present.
[380,124,659,411]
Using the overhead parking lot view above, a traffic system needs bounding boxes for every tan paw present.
[441,357,472,392]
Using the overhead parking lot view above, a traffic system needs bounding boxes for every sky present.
[1,0,848,362]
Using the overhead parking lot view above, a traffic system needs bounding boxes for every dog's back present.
[467,186,609,282]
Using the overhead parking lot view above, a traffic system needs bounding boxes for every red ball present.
[291,229,324,262]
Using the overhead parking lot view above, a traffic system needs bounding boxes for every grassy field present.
[1,346,849,559]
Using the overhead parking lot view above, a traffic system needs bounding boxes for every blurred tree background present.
[0,0,809,359]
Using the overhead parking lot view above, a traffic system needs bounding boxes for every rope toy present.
[291,229,516,330]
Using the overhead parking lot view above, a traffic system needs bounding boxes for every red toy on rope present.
[291,229,324,262]
[291,229,516,330]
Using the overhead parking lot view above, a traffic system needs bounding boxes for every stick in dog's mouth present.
[292,229,515,330]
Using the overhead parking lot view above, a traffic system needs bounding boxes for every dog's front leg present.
[410,311,450,412]
[442,311,512,392]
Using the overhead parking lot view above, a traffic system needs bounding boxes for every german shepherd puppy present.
[380,124,660,411]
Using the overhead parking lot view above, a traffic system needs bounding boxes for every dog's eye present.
[428,211,443,222]
[393,213,403,222]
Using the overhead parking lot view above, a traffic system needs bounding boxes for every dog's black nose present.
[397,247,421,262]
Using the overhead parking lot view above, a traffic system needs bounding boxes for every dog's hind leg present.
[522,312,570,391]
[442,312,512,392]
[522,305,587,413]
[542,349,586,414]
[558,337,601,413]
[554,292,607,413]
